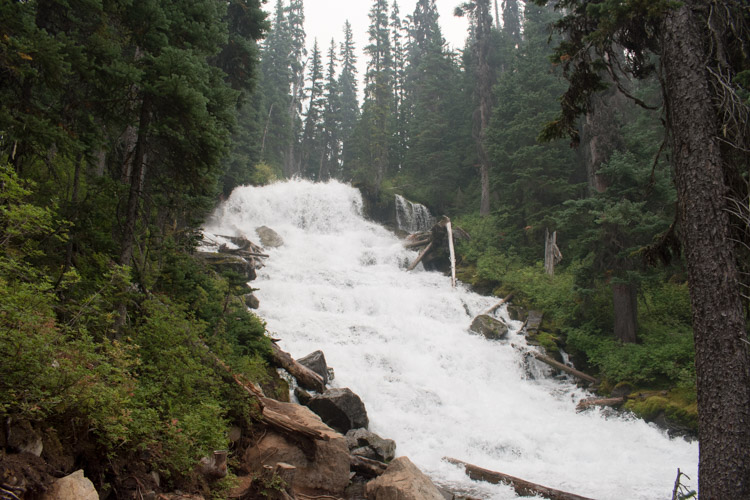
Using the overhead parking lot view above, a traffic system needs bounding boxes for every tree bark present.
[661,1,750,496]
[612,282,637,344]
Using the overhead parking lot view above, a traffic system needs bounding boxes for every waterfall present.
[394,193,434,233]
[204,179,697,499]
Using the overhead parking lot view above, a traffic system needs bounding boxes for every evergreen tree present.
[301,40,325,179]
[338,21,360,179]
[534,0,750,493]
[257,0,294,172]
[283,0,306,177]
[455,0,495,215]
[319,39,341,180]
[352,0,393,191]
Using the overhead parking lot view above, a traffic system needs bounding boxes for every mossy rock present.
[625,391,698,437]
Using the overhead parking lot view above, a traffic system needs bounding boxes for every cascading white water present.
[204,179,698,499]
[395,193,434,233]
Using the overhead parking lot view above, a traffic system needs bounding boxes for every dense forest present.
[1,0,749,498]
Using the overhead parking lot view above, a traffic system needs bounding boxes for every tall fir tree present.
[301,40,325,179]
[338,20,360,180]
[319,39,341,181]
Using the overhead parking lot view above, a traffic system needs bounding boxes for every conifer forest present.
[1,0,749,498]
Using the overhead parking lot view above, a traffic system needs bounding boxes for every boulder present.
[296,350,330,385]
[256,226,284,248]
[346,429,396,462]
[469,314,509,340]
[364,456,444,500]
[506,304,527,322]
[244,399,350,495]
[306,388,369,434]
[243,293,260,309]
[197,252,256,282]
[526,310,544,333]
[42,470,98,500]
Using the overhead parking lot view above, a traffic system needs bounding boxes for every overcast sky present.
[262,0,473,89]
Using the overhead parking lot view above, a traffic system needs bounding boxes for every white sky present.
[262,0,473,89]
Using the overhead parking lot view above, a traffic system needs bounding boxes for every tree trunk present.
[474,0,493,216]
[119,97,151,267]
[661,1,750,496]
[612,282,637,343]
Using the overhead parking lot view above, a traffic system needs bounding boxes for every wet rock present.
[42,470,98,500]
[256,226,284,248]
[364,456,444,500]
[243,292,260,309]
[196,252,256,282]
[294,387,313,405]
[506,304,527,322]
[469,314,509,340]
[244,400,350,495]
[296,350,330,385]
[346,428,396,462]
[305,388,369,434]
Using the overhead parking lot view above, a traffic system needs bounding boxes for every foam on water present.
[204,179,698,499]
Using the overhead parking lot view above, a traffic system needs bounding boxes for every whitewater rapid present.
[204,179,698,499]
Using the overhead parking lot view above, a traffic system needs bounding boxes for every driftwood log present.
[270,342,326,393]
[576,396,626,412]
[350,454,388,478]
[444,458,596,500]
[197,341,330,442]
[405,216,468,277]
[513,345,598,385]
[481,293,514,316]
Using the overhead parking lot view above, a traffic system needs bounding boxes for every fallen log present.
[481,293,514,316]
[270,342,326,393]
[404,236,432,249]
[407,241,434,271]
[527,350,598,385]
[446,218,456,288]
[196,340,330,442]
[350,454,388,478]
[443,458,595,500]
[576,396,626,412]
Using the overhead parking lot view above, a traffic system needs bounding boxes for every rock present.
[611,382,635,399]
[506,305,527,322]
[244,399,350,495]
[256,226,284,248]
[346,429,396,462]
[526,310,544,333]
[243,293,260,309]
[296,350,330,385]
[42,470,98,500]
[364,456,444,500]
[306,388,369,434]
[469,314,509,340]
[7,420,43,457]
[196,252,256,282]
[228,426,242,443]
[294,387,313,405]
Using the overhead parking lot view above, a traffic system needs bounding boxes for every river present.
[204,179,698,499]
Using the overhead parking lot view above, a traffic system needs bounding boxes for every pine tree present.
[338,21,360,179]
[301,40,325,179]
[319,39,341,181]
[533,0,750,494]
[354,0,393,191]
[283,0,306,177]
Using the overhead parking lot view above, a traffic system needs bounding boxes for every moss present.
[537,331,560,356]
[625,390,698,434]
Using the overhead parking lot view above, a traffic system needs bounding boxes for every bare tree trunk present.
[662,1,750,496]
[612,282,637,343]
